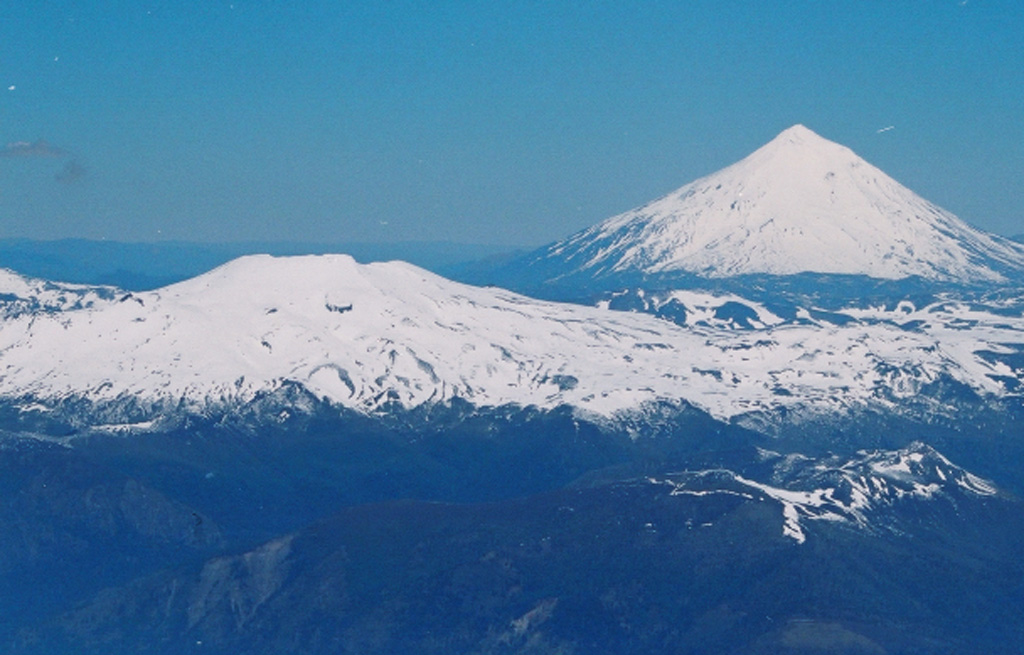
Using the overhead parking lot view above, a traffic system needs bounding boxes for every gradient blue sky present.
[1,1,1021,246]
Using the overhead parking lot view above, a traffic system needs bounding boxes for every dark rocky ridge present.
[11,444,1023,655]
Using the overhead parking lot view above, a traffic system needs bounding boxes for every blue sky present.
[1,1,1021,246]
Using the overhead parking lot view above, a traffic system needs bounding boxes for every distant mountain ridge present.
[518,125,1024,286]
[0,268,117,318]
[0,238,520,290]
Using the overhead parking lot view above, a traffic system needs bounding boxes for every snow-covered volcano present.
[0,254,1022,426]
[536,125,1024,282]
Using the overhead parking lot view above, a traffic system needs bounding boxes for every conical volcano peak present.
[742,124,852,161]
[771,123,825,143]
[538,126,1024,282]
[763,123,826,148]
[730,124,863,182]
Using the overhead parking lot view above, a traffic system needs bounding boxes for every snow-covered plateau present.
[0,254,1021,426]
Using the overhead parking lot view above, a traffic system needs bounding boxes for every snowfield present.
[0,254,1021,423]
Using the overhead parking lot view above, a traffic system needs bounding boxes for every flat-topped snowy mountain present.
[525,125,1024,284]
[0,254,1021,429]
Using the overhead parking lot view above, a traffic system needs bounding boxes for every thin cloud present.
[876,125,896,134]
[0,139,68,158]
[56,159,87,183]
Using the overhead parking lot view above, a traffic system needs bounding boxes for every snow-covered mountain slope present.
[0,268,118,318]
[0,254,1021,425]
[531,125,1024,283]
[649,442,998,544]
[600,287,786,330]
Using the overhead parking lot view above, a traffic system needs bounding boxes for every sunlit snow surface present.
[541,125,1024,282]
[0,269,117,318]
[0,254,1021,423]
[648,443,998,544]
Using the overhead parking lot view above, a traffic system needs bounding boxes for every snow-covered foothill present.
[649,442,998,544]
[0,267,118,318]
